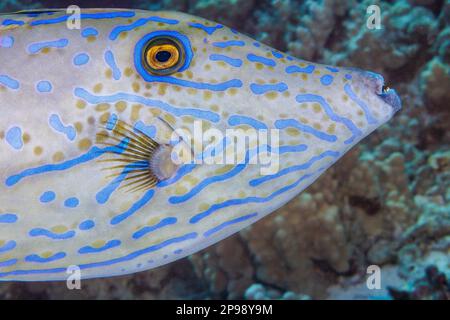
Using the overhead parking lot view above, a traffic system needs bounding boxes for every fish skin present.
[0,9,400,281]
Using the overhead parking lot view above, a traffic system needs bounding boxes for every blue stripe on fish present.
[132,217,178,240]
[204,213,258,237]
[78,240,121,254]
[29,228,76,240]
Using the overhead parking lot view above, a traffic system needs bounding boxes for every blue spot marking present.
[169,164,246,204]
[25,252,66,263]
[36,80,52,93]
[73,53,90,66]
[134,121,156,138]
[249,150,340,186]
[174,249,183,254]
[250,83,288,95]
[0,240,16,253]
[110,189,155,225]
[271,51,283,59]
[189,22,223,35]
[344,84,378,125]
[49,114,76,141]
[64,197,79,208]
[106,113,118,130]
[295,94,363,144]
[96,161,148,204]
[278,144,308,154]
[320,75,334,86]
[109,16,179,40]
[0,259,17,268]
[104,50,121,80]
[204,213,258,237]
[345,74,352,80]
[40,191,56,203]
[247,54,276,67]
[78,240,121,254]
[132,217,178,240]
[0,36,14,48]
[209,54,243,67]
[5,127,23,150]
[286,65,315,74]
[2,19,24,26]
[212,40,245,48]
[0,233,197,277]
[0,214,18,224]
[253,42,261,47]
[28,39,68,54]
[275,119,337,142]
[30,11,136,26]
[228,115,268,130]
[81,27,98,38]
[79,220,95,230]
[5,141,129,187]
[74,88,221,122]
[326,67,339,73]
[190,170,322,224]
[0,75,20,89]
[29,228,75,240]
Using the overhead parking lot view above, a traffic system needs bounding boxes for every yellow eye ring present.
[142,37,184,76]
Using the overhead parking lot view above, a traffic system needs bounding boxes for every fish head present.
[0,9,402,281]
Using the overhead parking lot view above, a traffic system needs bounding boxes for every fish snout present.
[353,70,402,114]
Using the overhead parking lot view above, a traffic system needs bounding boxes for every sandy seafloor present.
[0,0,448,299]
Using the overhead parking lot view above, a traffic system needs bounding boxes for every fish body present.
[0,9,401,281]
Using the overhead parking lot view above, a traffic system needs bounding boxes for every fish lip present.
[378,89,402,113]
[351,69,402,114]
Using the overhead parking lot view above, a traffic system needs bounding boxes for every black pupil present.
[156,50,172,63]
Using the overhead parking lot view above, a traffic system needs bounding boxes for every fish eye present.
[142,37,184,76]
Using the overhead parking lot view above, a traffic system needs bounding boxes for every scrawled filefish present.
[0,9,401,281]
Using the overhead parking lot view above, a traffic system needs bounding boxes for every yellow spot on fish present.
[132,82,140,93]
[100,112,111,124]
[92,240,106,248]
[124,67,133,77]
[265,92,278,100]
[286,128,300,136]
[95,103,110,112]
[78,138,92,151]
[115,101,127,112]
[34,146,43,156]
[22,133,30,144]
[93,83,103,93]
[174,185,188,195]
[76,100,86,109]
[52,151,65,162]
[74,122,83,133]
[41,251,53,259]
[158,84,168,96]
[203,91,212,101]
[51,225,68,233]
[131,105,142,121]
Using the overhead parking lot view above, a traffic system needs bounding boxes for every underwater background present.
[0,0,448,299]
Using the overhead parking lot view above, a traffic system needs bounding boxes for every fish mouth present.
[378,87,402,114]
[352,69,402,114]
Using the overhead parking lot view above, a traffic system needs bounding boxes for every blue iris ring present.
[134,30,193,79]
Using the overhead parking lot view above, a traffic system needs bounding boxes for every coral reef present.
[0,0,448,299]
[389,265,450,300]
